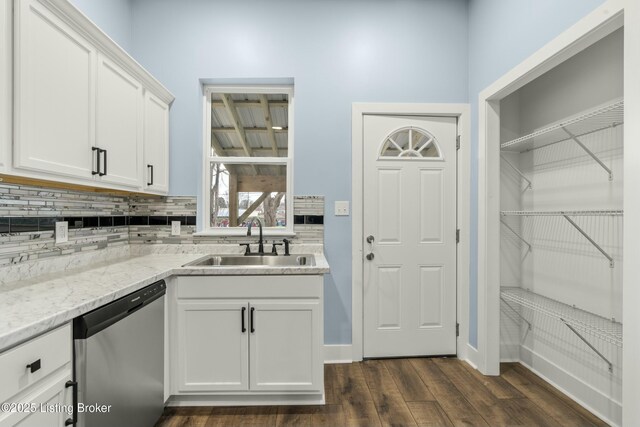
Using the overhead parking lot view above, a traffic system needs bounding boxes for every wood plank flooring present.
[155,359,609,427]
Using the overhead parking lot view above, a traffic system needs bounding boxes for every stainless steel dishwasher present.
[72,280,165,427]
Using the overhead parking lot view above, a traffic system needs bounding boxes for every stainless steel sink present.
[183,254,316,267]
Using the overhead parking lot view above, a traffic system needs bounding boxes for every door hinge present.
[456,229,460,243]
[456,323,460,337]
[456,135,460,150]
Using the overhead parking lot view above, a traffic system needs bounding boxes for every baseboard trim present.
[462,343,479,369]
[324,344,353,363]
[167,393,325,406]
[500,342,520,363]
[519,345,621,427]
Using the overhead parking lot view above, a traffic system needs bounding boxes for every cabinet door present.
[249,301,322,392]
[13,0,96,180]
[143,92,169,194]
[0,369,73,427]
[95,53,143,188]
[176,300,249,392]
[0,0,11,173]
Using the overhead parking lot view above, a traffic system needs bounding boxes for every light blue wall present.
[466,0,606,347]
[70,0,133,52]
[68,0,612,349]
[128,0,469,345]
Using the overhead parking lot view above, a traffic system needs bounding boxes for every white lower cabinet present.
[0,324,73,427]
[0,370,73,427]
[177,300,249,392]
[171,275,324,404]
[249,301,321,392]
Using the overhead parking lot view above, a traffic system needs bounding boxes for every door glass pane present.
[209,162,287,228]
[210,93,288,157]
[380,127,441,159]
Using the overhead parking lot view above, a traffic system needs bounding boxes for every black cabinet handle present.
[26,359,41,373]
[250,307,255,333]
[147,164,154,186]
[92,147,100,175]
[241,306,246,333]
[65,380,77,426]
[99,149,107,176]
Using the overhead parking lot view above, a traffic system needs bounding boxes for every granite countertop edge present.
[0,253,330,352]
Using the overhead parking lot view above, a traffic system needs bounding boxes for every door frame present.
[351,103,470,362]
[476,0,625,376]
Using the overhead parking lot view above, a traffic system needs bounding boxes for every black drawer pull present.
[26,359,41,373]
[241,306,246,333]
[250,307,255,333]
[65,380,78,425]
[147,164,154,186]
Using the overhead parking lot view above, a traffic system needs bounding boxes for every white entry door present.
[363,115,458,358]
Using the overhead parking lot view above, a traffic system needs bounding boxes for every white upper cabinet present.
[13,0,96,180]
[144,91,170,193]
[0,1,11,173]
[9,0,173,193]
[95,54,143,188]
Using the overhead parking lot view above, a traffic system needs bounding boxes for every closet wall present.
[499,29,623,426]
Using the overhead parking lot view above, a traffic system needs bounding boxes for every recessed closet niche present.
[499,28,623,425]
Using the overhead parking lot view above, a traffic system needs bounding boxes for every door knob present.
[366,253,374,261]
[366,235,375,243]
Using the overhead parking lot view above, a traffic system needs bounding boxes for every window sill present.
[193,229,296,238]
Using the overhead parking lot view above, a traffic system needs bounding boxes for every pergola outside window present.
[201,85,294,235]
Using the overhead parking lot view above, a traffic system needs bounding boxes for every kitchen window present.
[201,85,294,235]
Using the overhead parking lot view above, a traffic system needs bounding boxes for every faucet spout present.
[247,218,264,254]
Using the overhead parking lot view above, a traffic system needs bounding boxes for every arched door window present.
[379,127,442,159]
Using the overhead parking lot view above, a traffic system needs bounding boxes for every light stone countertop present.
[0,251,330,352]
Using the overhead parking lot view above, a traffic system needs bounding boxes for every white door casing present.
[363,115,458,358]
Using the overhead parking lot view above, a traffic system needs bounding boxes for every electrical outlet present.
[171,221,181,236]
[335,201,350,216]
[55,221,68,244]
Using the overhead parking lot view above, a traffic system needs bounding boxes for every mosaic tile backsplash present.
[0,182,324,267]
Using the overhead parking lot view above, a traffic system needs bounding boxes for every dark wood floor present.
[155,358,609,427]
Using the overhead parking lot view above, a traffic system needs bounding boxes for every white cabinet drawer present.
[0,368,72,427]
[0,324,71,404]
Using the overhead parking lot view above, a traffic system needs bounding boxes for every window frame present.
[198,84,295,236]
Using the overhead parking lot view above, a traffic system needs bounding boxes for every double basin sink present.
[183,254,316,268]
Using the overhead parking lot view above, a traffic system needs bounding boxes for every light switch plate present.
[171,221,181,236]
[55,221,68,244]
[335,201,350,216]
